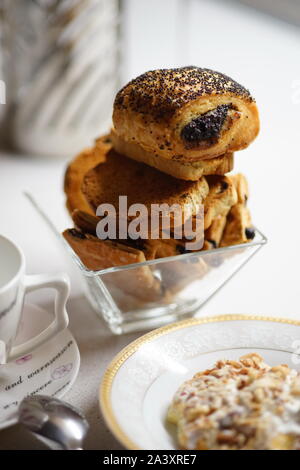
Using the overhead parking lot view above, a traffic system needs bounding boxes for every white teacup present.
[0,234,69,364]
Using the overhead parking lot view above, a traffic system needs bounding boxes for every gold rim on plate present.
[99,314,300,450]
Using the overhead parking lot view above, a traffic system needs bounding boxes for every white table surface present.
[1,0,300,449]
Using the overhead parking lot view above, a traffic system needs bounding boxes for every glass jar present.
[0,0,120,157]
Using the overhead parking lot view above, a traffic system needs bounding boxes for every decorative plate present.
[100,315,300,449]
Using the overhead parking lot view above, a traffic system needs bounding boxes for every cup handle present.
[8,273,70,361]
[0,341,6,365]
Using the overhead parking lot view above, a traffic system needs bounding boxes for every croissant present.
[113,66,259,162]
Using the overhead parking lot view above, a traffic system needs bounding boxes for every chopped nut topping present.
[167,353,300,450]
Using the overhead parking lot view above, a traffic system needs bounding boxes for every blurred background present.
[0,0,300,314]
[0,0,299,152]
[1,0,300,158]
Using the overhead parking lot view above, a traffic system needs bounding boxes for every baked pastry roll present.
[202,174,250,250]
[71,209,200,260]
[64,135,110,215]
[220,173,254,246]
[113,66,259,163]
[63,228,164,302]
[72,209,162,251]
[63,228,146,270]
[204,175,238,230]
[64,134,209,227]
[110,129,234,181]
[220,203,254,246]
[81,148,209,226]
[228,173,249,204]
[202,215,227,250]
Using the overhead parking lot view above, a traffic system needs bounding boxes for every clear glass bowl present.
[24,193,267,334]
[63,228,267,334]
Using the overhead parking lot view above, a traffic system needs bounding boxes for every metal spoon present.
[18,395,89,450]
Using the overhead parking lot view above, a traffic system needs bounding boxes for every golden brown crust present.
[72,209,100,235]
[82,148,209,222]
[71,209,198,260]
[220,203,254,247]
[63,228,145,270]
[110,129,234,181]
[63,228,164,302]
[228,173,249,204]
[220,173,254,246]
[113,66,259,162]
[65,134,208,225]
[115,67,254,123]
[64,135,110,215]
[203,215,227,250]
[71,208,162,242]
[204,175,238,230]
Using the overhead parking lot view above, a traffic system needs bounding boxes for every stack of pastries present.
[63,67,259,298]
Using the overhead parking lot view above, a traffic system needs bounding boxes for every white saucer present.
[0,303,80,430]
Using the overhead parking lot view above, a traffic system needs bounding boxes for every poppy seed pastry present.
[113,66,259,162]
[110,128,234,181]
